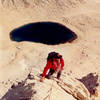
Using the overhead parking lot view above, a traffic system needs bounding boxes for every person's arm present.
[42,61,51,77]
[60,57,64,71]
[40,61,51,82]
[56,57,64,80]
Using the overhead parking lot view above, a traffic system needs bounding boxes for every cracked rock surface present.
[0,0,100,100]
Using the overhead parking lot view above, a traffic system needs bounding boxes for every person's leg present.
[46,68,55,79]
[57,70,61,79]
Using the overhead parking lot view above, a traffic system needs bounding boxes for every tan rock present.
[0,0,100,100]
[56,75,90,100]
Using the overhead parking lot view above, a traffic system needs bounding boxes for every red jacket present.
[42,57,64,77]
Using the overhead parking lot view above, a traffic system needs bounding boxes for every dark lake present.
[10,22,77,45]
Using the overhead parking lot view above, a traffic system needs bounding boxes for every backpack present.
[47,52,58,61]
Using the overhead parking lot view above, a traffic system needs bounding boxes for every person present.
[40,52,64,82]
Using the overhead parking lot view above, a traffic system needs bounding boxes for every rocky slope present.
[0,0,100,100]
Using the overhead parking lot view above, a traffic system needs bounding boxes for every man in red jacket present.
[40,52,64,82]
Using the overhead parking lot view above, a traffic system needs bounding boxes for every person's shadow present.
[1,79,36,100]
[78,73,99,96]
[10,22,77,45]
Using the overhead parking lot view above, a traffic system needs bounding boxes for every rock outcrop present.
[0,0,100,100]
[0,72,91,100]
[56,75,90,100]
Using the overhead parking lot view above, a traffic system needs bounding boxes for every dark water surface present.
[10,22,77,45]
